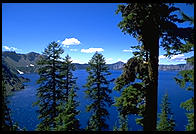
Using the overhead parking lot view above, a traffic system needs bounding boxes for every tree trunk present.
[143,24,159,131]
[66,67,69,103]
[97,63,101,131]
[52,50,56,128]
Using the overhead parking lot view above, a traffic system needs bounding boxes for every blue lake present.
[8,70,193,131]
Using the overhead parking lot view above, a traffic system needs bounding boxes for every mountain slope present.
[2,51,41,74]
[108,61,124,70]
[2,63,30,95]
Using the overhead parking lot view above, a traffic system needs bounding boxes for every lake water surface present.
[8,70,193,131]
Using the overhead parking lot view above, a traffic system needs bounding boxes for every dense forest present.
[2,3,194,131]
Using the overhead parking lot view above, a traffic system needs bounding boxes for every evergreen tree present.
[54,55,80,131]
[1,81,14,131]
[112,114,129,131]
[174,7,194,131]
[84,52,113,131]
[157,93,175,131]
[118,114,129,131]
[175,57,194,131]
[113,120,118,131]
[59,55,77,102]
[115,3,193,130]
[114,45,148,129]
[180,96,194,131]
[34,41,64,130]
[54,87,80,131]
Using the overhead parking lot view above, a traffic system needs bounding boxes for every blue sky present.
[2,3,194,64]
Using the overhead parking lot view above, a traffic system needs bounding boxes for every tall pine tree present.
[112,114,129,131]
[54,55,80,131]
[84,52,113,131]
[116,3,193,130]
[114,45,149,129]
[157,93,175,131]
[34,41,64,130]
[54,87,80,131]
[59,55,77,102]
[174,6,194,131]
[175,58,194,131]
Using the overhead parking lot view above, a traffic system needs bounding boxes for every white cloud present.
[70,49,78,52]
[3,46,11,51]
[123,48,133,52]
[159,55,167,60]
[62,38,80,47]
[170,54,186,62]
[3,46,21,51]
[81,48,104,53]
[159,54,186,62]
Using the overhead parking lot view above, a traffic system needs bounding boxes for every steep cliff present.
[2,63,30,95]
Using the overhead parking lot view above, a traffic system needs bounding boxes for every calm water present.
[8,70,193,131]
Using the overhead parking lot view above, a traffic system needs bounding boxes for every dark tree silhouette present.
[34,41,64,130]
[54,55,80,131]
[1,81,14,131]
[84,52,113,131]
[116,3,193,130]
[174,7,194,131]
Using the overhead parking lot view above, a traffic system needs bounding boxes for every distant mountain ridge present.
[108,61,124,70]
[74,61,193,71]
[2,51,41,74]
[74,61,125,70]
[158,63,193,71]
[2,51,193,75]
[2,51,126,73]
